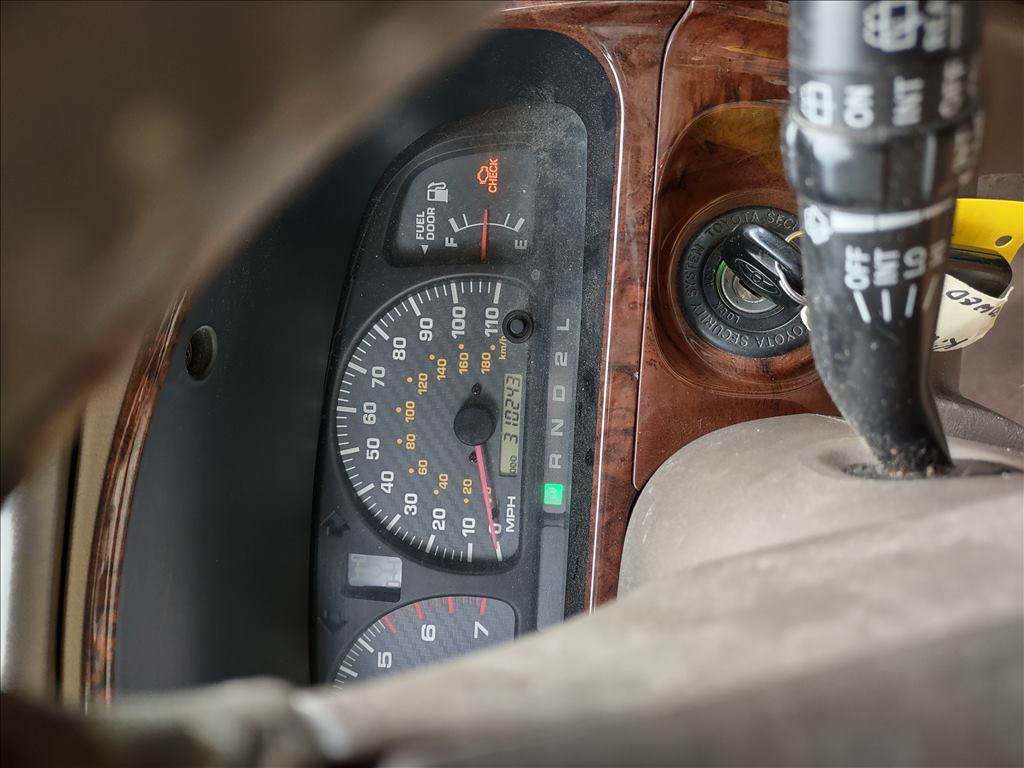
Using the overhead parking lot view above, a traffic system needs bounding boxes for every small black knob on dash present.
[185,325,217,380]
[453,402,496,447]
[503,310,534,343]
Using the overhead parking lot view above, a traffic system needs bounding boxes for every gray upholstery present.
[622,414,1024,587]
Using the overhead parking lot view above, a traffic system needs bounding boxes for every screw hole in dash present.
[185,325,217,380]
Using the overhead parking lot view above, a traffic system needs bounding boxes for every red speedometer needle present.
[473,443,500,554]
[480,208,489,262]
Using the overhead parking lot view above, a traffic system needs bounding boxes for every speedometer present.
[336,277,530,567]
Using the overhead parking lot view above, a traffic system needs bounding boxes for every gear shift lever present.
[783,0,983,477]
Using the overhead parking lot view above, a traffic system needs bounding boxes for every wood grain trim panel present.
[82,295,188,709]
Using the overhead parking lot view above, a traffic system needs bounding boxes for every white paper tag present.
[933,274,1012,352]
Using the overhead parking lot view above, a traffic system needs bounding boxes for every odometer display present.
[336,277,529,567]
[500,373,523,476]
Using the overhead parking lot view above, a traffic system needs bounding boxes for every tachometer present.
[332,596,515,687]
[336,277,530,567]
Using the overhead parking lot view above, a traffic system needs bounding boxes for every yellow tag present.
[951,199,1023,263]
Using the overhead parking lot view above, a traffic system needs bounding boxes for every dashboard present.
[107,29,615,694]
[0,7,1013,764]
[84,2,842,703]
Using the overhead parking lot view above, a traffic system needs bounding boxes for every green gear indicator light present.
[543,483,564,506]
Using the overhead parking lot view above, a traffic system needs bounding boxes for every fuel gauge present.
[390,149,536,265]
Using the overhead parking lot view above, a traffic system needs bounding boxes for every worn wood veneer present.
[82,296,189,709]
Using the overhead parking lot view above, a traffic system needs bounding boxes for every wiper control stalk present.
[783,0,983,476]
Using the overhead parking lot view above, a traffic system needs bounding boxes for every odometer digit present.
[500,373,523,477]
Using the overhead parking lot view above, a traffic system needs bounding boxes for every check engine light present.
[476,156,500,194]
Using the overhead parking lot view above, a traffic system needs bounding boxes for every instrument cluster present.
[314,104,602,685]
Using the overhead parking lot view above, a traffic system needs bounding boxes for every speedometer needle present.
[480,208,489,262]
[473,443,500,555]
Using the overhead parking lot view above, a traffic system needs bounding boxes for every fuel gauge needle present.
[480,208,489,262]
[473,443,501,558]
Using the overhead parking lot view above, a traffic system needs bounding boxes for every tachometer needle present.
[473,443,500,555]
[480,208,489,262]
